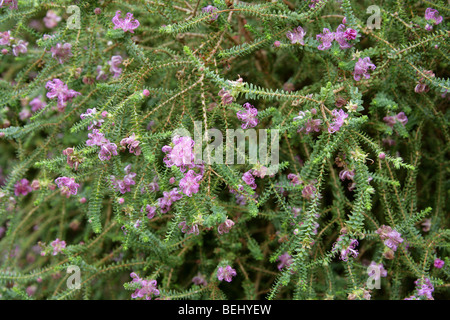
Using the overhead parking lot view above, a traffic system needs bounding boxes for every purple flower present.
[29,96,46,112]
[45,79,81,111]
[80,108,104,130]
[162,136,195,172]
[286,26,306,45]
[353,57,376,81]
[192,273,207,286]
[302,182,320,200]
[424,8,443,31]
[434,258,444,269]
[120,133,141,156]
[202,5,219,21]
[237,102,259,129]
[218,88,234,104]
[334,24,353,49]
[415,278,434,300]
[110,165,136,194]
[242,170,257,189]
[158,188,182,213]
[383,112,408,128]
[305,0,321,9]
[143,205,157,219]
[328,109,348,133]
[178,221,199,235]
[55,177,80,198]
[130,276,160,300]
[14,178,32,196]
[344,28,357,40]
[333,238,359,261]
[98,141,118,161]
[217,218,234,235]
[367,261,388,280]
[108,55,123,78]
[112,11,140,33]
[339,169,355,181]
[217,265,237,282]
[277,252,293,271]
[376,225,404,251]
[96,65,108,81]
[298,118,322,134]
[86,129,108,146]
[50,238,66,255]
[50,43,72,64]
[0,30,12,45]
[43,10,61,28]
[316,28,334,50]
[179,170,202,197]
[287,173,302,186]
[19,108,31,121]
[12,39,28,56]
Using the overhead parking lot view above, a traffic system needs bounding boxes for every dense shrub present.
[0,0,448,300]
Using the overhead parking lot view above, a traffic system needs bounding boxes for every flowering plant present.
[0,0,448,301]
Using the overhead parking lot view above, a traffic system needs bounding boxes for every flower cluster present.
[353,57,376,81]
[110,165,136,194]
[129,273,160,300]
[0,30,28,56]
[112,11,140,33]
[237,102,259,129]
[383,112,408,128]
[217,265,237,282]
[376,225,404,251]
[55,177,80,198]
[45,79,81,111]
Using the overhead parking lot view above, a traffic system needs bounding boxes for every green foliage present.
[0,0,448,301]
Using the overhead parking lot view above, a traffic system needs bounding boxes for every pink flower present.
[143,205,157,219]
[120,133,141,156]
[108,55,123,78]
[415,278,434,300]
[0,31,12,45]
[112,11,140,33]
[55,177,80,198]
[162,136,195,172]
[334,24,353,49]
[130,274,160,300]
[277,252,293,271]
[328,109,348,133]
[298,118,322,134]
[353,57,376,81]
[286,26,306,45]
[98,141,118,161]
[45,79,81,111]
[237,102,258,129]
[242,170,257,189]
[86,129,108,146]
[217,265,237,282]
[202,5,219,21]
[158,188,182,213]
[50,43,72,64]
[178,221,199,235]
[179,170,202,197]
[110,165,136,194]
[218,88,233,104]
[43,10,61,28]
[434,258,444,269]
[376,225,404,251]
[424,8,443,31]
[29,96,46,112]
[217,219,234,235]
[316,28,334,50]
[80,108,104,130]
[50,238,66,255]
[12,39,28,56]
[14,178,32,196]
